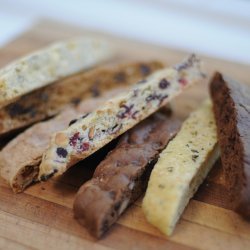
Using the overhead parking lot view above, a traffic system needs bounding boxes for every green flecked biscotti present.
[142,100,219,236]
[38,55,204,181]
[0,37,114,108]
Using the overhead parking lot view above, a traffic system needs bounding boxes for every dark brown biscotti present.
[0,61,163,136]
[210,72,250,219]
[73,111,181,238]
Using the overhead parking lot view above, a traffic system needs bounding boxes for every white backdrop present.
[0,0,250,64]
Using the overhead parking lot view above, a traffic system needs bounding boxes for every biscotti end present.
[210,72,250,219]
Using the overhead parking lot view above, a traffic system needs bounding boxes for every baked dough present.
[73,111,180,238]
[0,88,125,193]
[0,37,114,108]
[142,100,219,235]
[38,55,204,181]
[0,61,163,136]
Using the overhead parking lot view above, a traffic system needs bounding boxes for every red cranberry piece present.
[81,142,90,151]
[69,132,80,147]
[178,78,187,86]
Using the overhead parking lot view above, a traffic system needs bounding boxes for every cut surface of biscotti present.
[142,100,219,236]
[73,111,181,238]
[0,61,163,136]
[38,54,204,181]
[210,72,250,219]
[0,37,114,108]
[0,88,126,193]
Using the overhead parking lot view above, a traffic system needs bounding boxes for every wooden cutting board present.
[0,20,249,250]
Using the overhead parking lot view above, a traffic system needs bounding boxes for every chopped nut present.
[119,100,126,107]
[55,133,68,147]
[88,126,95,140]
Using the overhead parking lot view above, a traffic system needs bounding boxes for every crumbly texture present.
[0,61,163,136]
[39,55,204,181]
[0,37,114,108]
[73,112,181,238]
[210,72,250,219]
[142,100,219,236]
[0,88,126,193]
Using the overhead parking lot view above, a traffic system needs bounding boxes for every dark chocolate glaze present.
[210,72,250,219]
[73,111,181,238]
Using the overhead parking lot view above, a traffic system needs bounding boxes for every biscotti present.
[39,54,204,181]
[73,112,181,238]
[0,61,163,136]
[0,88,125,193]
[142,100,219,236]
[210,72,250,219]
[0,37,114,108]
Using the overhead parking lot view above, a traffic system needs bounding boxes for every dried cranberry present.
[69,132,80,147]
[117,104,134,119]
[81,142,90,151]
[178,78,187,86]
[56,147,68,158]
[159,79,170,89]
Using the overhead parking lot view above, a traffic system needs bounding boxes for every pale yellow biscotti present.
[0,37,114,108]
[142,100,219,236]
[38,54,204,181]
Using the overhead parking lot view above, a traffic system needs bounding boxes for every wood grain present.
[0,19,249,250]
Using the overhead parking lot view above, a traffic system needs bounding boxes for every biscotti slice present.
[142,100,219,236]
[210,72,250,219]
[0,61,163,136]
[0,88,125,193]
[0,37,114,108]
[73,111,181,238]
[38,54,204,181]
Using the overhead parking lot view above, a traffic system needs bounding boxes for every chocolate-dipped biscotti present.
[73,111,181,238]
[0,61,163,136]
[210,72,250,219]
[39,55,204,181]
